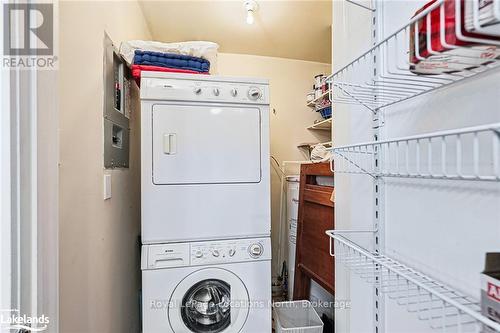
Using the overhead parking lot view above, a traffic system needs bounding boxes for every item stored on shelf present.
[119,40,219,73]
[310,145,332,163]
[307,91,315,103]
[314,97,331,109]
[314,88,323,100]
[465,0,500,35]
[130,64,209,85]
[318,106,332,119]
[311,88,331,109]
[314,74,325,99]
[314,74,324,88]
[409,0,500,75]
[481,253,500,333]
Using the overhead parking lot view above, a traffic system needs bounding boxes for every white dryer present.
[140,72,270,244]
[141,237,272,333]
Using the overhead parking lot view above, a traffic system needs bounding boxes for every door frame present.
[0,2,59,331]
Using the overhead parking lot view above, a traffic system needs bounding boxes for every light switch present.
[104,174,112,200]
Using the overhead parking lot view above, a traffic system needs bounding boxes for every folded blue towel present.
[133,50,210,73]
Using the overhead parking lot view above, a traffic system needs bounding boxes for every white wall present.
[58,2,151,332]
[217,53,331,277]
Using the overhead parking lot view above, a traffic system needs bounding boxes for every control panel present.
[140,76,269,105]
[143,238,271,269]
[190,238,271,266]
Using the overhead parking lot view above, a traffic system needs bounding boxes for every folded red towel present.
[131,64,209,85]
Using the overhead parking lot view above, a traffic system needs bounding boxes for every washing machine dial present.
[228,249,236,257]
[248,243,263,258]
[247,87,261,100]
[212,249,220,257]
[193,87,202,95]
[194,250,203,258]
[213,88,220,96]
[230,88,238,97]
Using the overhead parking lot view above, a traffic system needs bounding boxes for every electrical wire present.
[270,156,285,176]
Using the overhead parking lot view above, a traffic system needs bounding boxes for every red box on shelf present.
[409,0,500,75]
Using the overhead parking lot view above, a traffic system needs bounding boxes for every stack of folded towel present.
[131,50,210,82]
[131,50,210,81]
[134,50,210,72]
[120,41,218,84]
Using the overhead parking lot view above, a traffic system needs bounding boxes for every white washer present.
[142,237,272,333]
[140,72,271,244]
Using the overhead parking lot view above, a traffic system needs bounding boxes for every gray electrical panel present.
[103,33,130,168]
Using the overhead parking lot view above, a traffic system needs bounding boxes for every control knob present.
[194,250,203,258]
[230,88,238,97]
[247,87,261,100]
[213,88,220,96]
[194,87,202,95]
[212,249,220,257]
[228,249,236,257]
[249,243,263,258]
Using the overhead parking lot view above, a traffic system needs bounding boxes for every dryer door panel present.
[152,104,262,184]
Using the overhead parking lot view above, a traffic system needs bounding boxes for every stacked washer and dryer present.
[140,72,272,333]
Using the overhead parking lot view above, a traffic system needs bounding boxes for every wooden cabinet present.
[293,162,334,300]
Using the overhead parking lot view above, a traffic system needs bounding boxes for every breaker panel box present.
[103,33,130,169]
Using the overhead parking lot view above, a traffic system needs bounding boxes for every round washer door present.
[168,268,250,333]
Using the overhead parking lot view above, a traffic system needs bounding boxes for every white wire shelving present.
[307,90,330,108]
[327,231,500,333]
[331,122,500,181]
[307,118,332,131]
[326,0,500,112]
[327,1,500,332]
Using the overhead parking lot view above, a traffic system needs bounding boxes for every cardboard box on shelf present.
[481,252,500,333]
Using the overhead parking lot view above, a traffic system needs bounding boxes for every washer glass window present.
[181,279,231,333]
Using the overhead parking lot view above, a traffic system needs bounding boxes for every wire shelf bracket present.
[327,231,500,333]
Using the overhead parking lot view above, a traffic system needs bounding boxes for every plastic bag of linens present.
[120,40,219,74]
[310,144,332,163]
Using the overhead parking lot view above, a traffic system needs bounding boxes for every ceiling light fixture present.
[244,0,258,25]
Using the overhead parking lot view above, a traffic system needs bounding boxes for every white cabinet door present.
[152,104,262,184]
